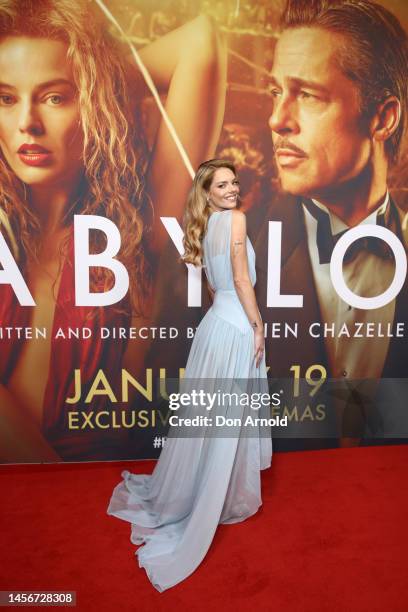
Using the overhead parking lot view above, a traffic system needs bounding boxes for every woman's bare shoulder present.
[230,208,247,230]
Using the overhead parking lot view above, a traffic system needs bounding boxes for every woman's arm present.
[132,15,227,255]
[0,383,60,462]
[206,279,215,302]
[230,209,265,367]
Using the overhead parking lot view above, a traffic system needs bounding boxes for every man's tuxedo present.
[250,192,408,450]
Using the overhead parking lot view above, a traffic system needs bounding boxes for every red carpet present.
[1,446,407,611]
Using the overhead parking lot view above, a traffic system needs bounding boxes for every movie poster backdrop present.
[1,0,407,462]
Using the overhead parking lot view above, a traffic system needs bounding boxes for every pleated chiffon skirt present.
[107,295,272,592]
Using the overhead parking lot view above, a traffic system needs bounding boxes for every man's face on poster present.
[269,27,373,200]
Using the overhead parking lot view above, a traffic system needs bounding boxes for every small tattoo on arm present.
[252,321,258,328]
[232,240,243,257]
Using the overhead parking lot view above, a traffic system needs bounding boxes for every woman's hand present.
[254,329,265,368]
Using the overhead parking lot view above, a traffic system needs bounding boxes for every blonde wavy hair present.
[0,0,152,317]
[181,158,237,267]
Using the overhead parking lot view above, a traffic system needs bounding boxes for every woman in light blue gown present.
[107,159,272,592]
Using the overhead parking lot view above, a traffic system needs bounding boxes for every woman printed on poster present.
[0,0,226,462]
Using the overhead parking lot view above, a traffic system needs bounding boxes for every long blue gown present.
[107,209,273,592]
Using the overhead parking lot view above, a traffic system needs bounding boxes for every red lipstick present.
[17,143,52,167]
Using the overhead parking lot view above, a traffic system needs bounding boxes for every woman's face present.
[207,167,240,212]
[0,36,84,188]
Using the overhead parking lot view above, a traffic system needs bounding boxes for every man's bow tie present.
[302,199,398,265]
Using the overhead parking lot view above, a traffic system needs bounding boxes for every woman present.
[0,0,226,462]
[108,159,273,592]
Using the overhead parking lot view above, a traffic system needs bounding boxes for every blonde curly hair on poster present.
[0,0,152,317]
